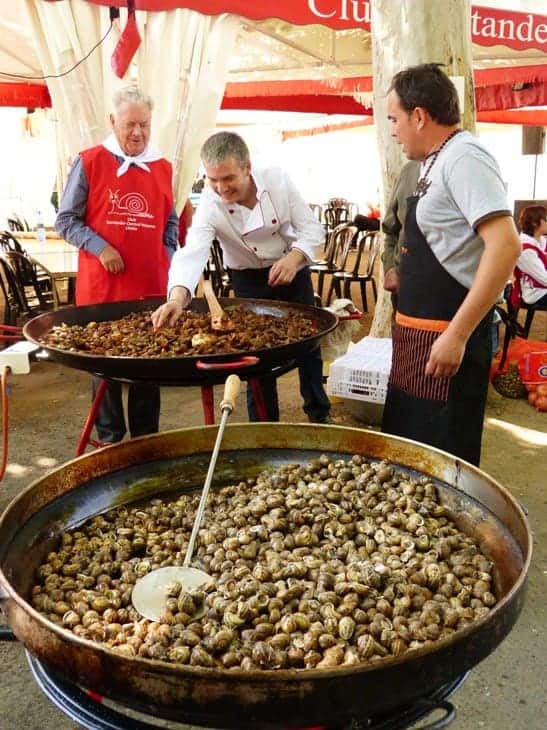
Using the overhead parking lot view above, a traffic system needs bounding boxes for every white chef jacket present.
[167,165,324,296]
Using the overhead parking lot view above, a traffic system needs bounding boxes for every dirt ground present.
[0,311,545,729]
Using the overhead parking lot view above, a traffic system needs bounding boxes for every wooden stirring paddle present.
[202,279,235,332]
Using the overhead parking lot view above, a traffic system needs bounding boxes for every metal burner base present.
[27,651,468,730]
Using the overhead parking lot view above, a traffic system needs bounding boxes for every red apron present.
[76,145,173,305]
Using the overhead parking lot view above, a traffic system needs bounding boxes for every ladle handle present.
[202,279,225,320]
[183,375,241,568]
[220,374,241,412]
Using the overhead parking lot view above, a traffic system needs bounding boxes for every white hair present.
[113,86,153,111]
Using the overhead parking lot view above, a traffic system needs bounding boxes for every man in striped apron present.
[381,64,521,466]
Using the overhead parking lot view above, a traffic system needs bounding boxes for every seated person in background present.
[514,205,547,307]
[366,202,381,219]
[152,131,331,424]
[352,213,381,232]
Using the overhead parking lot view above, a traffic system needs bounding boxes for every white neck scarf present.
[102,134,163,177]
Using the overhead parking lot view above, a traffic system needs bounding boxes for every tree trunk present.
[369,0,475,337]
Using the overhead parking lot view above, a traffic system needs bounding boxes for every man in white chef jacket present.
[151,131,331,423]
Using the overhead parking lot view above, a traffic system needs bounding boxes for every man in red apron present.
[56,86,178,442]
[381,64,521,466]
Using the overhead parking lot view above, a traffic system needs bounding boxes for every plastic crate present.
[327,337,392,404]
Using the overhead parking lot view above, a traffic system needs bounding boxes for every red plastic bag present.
[490,337,547,381]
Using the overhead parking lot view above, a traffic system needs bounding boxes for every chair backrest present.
[326,224,358,270]
[0,231,25,254]
[0,255,28,318]
[345,231,380,278]
[0,258,20,326]
[328,197,349,209]
[7,217,25,232]
[0,251,54,312]
[324,206,350,232]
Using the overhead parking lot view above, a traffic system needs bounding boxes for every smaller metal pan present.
[23,297,338,383]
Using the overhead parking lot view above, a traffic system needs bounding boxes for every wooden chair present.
[7,217,25,232]
[326,230,380,310]
[309,224,357,303]
[323,207,350,241]
[0,259,21,326]
[0,251,55,316]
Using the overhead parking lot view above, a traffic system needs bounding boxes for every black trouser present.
[229,266,331,422]
[92,377,160,442]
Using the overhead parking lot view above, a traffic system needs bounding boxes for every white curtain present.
[23,0,116,190]
[136,9,239,210]
[23,0,239,210]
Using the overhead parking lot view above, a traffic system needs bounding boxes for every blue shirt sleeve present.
[54,155,108,257]
[163,207,179,260]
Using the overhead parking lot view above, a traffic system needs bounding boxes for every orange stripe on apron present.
[395,312,450,333]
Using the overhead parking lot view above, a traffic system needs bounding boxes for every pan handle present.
[337,310,363,321]
[196,356,260,371]
[413,699,456,729]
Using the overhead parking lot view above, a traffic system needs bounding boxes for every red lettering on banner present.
[308,0,370,24]
[470,7,547,50]
[96,2,546,51]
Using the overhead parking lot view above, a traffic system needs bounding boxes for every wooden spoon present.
[202,279,235,332]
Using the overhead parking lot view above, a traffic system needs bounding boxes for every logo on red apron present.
[108,189,154,219]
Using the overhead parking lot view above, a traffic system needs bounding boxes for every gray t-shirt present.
[416,130,511,290]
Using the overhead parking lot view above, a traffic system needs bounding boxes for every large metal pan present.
[22,297,338,383]
[0,425,531,729]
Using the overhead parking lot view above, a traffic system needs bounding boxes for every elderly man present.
[152,131,331,423]
[56,86,178,443]
[381,64,520,466]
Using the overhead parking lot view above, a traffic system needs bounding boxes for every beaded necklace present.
[414,128,463,198]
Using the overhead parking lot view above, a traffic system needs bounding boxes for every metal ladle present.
[132,374,241,621]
